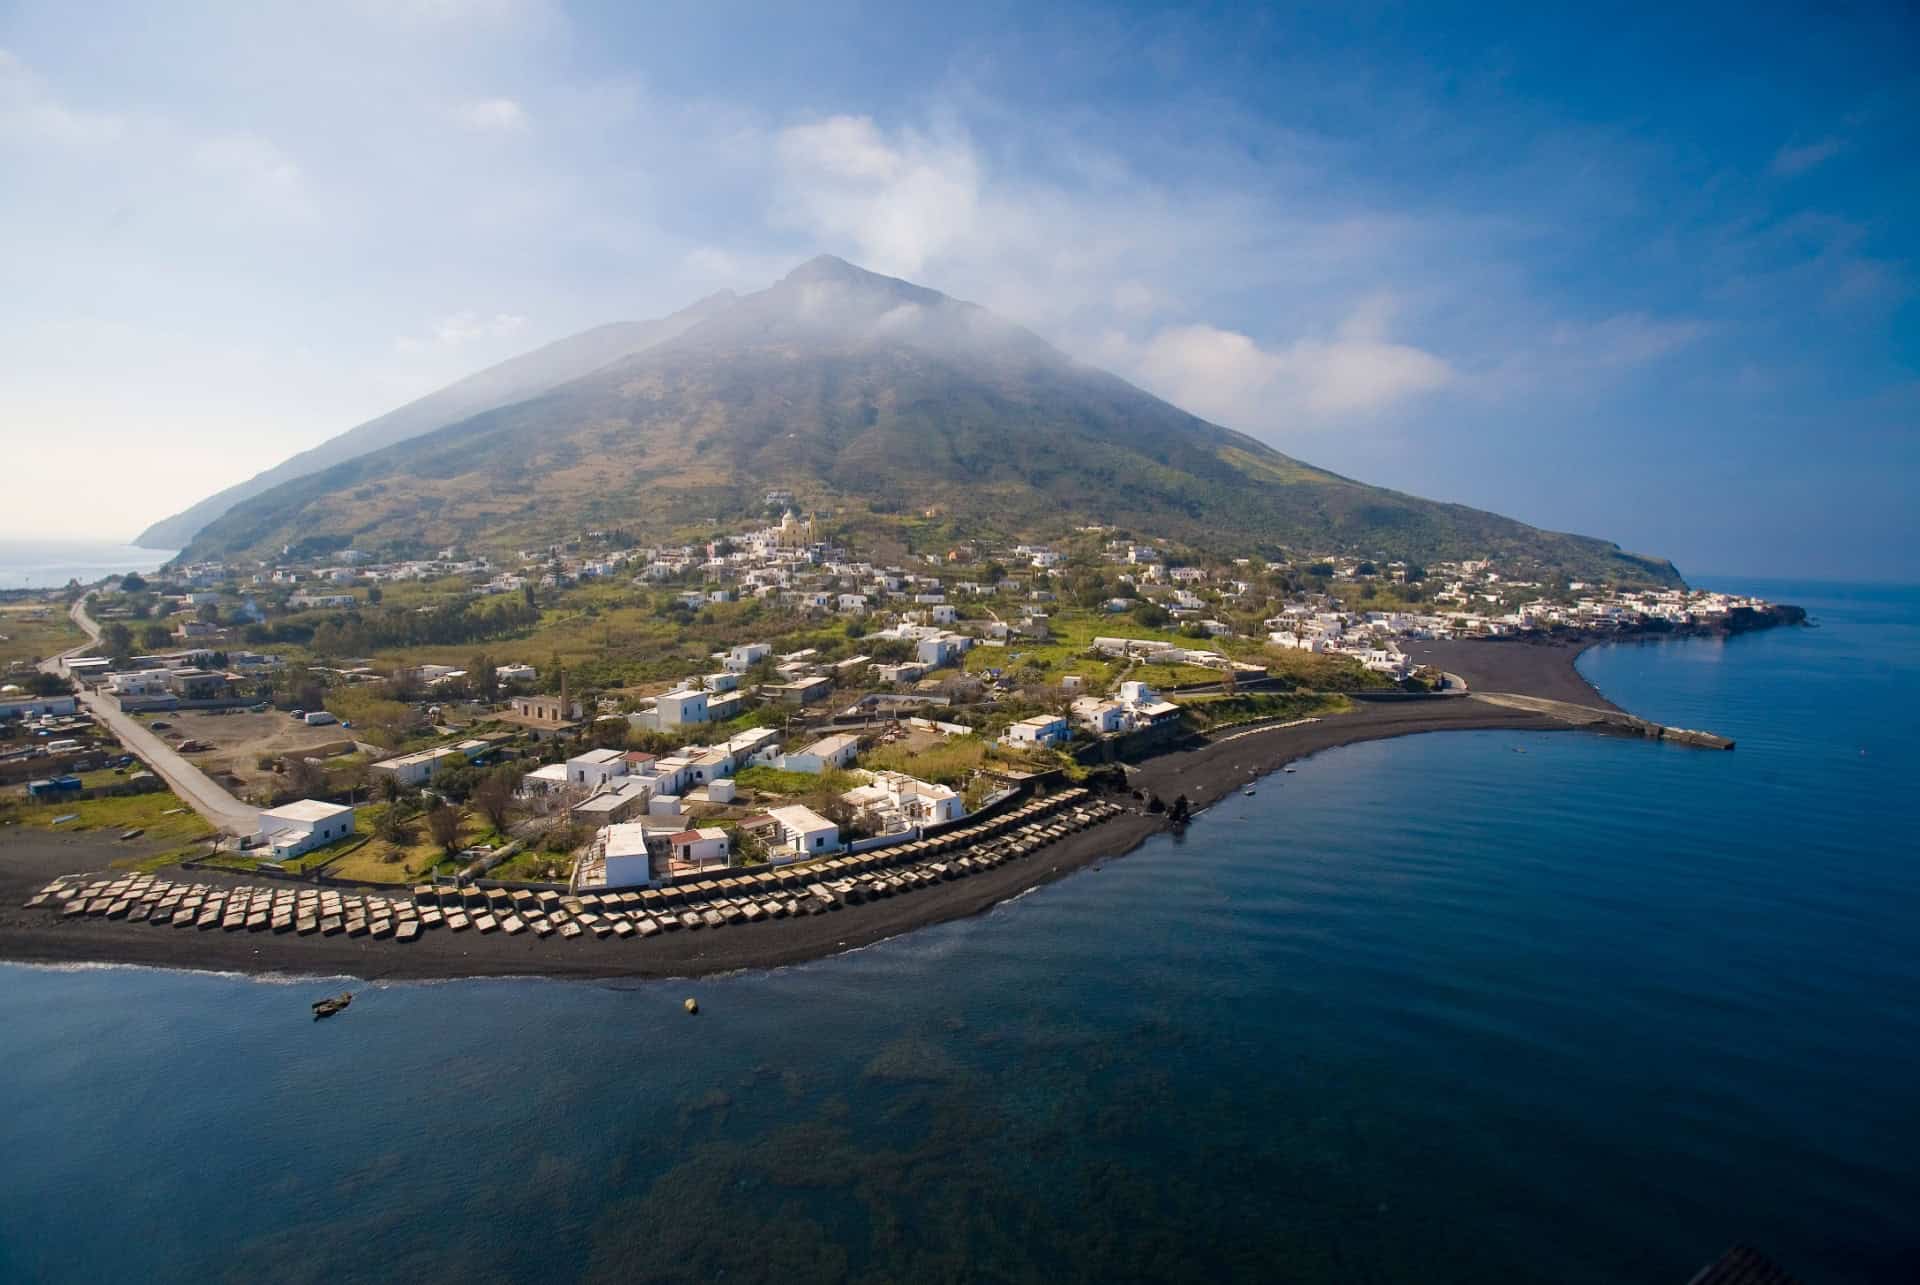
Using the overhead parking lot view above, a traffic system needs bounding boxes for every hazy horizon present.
[5,2,1915,579]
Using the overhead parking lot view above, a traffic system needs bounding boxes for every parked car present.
[150,720,172,730]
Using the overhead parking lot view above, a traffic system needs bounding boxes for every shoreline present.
[0,636,1688,984]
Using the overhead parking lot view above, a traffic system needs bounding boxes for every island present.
[0,521,1802,981]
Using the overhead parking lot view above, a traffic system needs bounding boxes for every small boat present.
[1243,787,1256,796]
[1283,766,1297,774]
[311,992,353,1020]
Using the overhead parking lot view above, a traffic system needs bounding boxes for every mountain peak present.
[782,253,875,284]
[776,254,945,304]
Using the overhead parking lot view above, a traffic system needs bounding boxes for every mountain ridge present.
[134,289,738,550]
[174,257,1682,586]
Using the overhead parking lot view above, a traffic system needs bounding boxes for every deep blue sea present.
[0,539,176,590]
[2,580,1915,1284]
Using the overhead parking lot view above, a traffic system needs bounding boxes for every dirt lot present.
[869,724,948,755]
[133,709,358,795]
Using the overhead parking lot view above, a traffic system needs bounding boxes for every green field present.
[0,603,83,668]
[0,787,216,873]
[319,804,504,884]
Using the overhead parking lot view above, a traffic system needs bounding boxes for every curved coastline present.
[1,646,1647,984]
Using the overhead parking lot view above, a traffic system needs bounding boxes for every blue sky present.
[3,1,1914,579]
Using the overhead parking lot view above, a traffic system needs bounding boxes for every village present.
[2,506,1789,953]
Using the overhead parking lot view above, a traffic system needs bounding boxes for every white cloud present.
[0,47,126,145]
[1118,298,1454,429]
[773,115,981,277]
[1544,313,1709,369]
[450,97,530,133]
[193,133,303,193]
[394,310,528,353]
[1771,137,1843,176]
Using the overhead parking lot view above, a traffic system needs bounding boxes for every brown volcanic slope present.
[137,289,736,550]
[181,256,1681,585]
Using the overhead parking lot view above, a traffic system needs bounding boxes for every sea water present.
[0,539,176,590]
[0,580,1914,1284]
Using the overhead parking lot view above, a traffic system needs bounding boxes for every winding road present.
[38,594,260,836]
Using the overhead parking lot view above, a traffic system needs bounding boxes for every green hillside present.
[181,256,1682,586]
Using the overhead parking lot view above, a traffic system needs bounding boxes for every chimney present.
[559,667,569,721]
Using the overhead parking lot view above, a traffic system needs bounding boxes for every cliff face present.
[1725,603,1809,633]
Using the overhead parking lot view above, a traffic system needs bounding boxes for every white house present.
[570,778,653,829]
[654,688,710,726]
[105,670,172,698]
[599,822,660,888]
[257,799,355,858]
[567,747,630,789]
[1004,714,1070,748]
[915,634,969,667]
[518,762,571,796]
[779,733,859,775]
[767,804,841,859]
[668,827,731,870]
[1,693,79,719]
[840,771,965,833]
[723,642,772,673]
[496,663,537,685]
[369,746,460,788]
[1071,696,1127,734]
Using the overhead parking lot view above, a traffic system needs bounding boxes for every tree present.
[378,772,405,806]
[120,573,147,592]
[376,798,409,843]
[472,768,515,832]
[103,622,134,662]
[285,756,327,799]
[366,585,383,604]
[589,717,631,749]
[468,652,498,701]
[1131,602,1170,630]
[142,624,173,650]
[426,803,463,855]
[196,601,221,625]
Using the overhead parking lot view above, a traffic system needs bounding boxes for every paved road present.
[39,593,261,836]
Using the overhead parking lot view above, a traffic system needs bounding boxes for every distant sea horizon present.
[0,538,177,590]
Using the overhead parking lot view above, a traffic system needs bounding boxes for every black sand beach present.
[1,647,1605,982]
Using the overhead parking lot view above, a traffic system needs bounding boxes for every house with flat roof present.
[518,762,571,796]
[567,747,629,789]
[592,822,665,888]
[766,675,831,705]
[257,799,355,858]
[766,804,841,860]
[1003,714,1070,748]
[570,778,653,829]
[840,771,965,834]
[778,733,859,775]
[370,746,461,788]
[654,687,710,726]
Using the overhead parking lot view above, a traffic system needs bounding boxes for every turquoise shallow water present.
[1,580,1915,1284]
